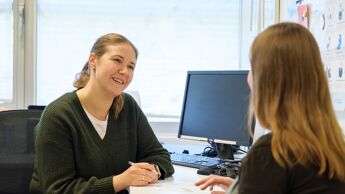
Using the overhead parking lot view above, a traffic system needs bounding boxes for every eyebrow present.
[112,55,136,66]
[112,55,124,60]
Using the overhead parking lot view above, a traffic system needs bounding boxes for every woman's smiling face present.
[90,43,137,97]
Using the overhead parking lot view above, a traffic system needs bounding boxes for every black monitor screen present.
[178,71,252,146]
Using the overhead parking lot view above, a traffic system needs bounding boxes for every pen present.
[128,161,160,176]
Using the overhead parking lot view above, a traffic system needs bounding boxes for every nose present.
[118,64,129,75]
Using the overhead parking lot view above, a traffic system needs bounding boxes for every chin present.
[112,92,123,97]
[108,85,127,97]
[110,89,124,97]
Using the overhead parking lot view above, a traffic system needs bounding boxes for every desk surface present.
[130,165,212,194]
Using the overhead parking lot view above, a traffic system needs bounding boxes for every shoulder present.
[240,133,283,179]
[252,133,272,148]
[118,92,150,126]
[39,91,83,129]
[121,92,142,115]
[238,133,288,193]
[242,133,273,167]
[246,133,272,157]
[43,91,79,116]
[35,92,79,140]
[123,92,140,107]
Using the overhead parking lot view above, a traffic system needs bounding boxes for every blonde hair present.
[74,33,138,118]
[249,22,345,181]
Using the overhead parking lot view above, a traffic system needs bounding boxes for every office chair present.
[27,105,46,111]
[0,109,42,194]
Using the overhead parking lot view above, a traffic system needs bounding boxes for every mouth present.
[112,76,125,85]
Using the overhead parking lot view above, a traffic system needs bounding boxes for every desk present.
[130,165,211,194]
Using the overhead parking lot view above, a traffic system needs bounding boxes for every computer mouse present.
[182,149,189,154]
[197,167,214,175]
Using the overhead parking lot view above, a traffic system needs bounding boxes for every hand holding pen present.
[112,161,160,191]
[128,161,161,182]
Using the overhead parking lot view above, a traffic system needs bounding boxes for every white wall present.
[280,0,345,135]
[336,111,345,134]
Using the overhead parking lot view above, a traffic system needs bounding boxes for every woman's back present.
[195,23,345,194]
[238,134,345,194]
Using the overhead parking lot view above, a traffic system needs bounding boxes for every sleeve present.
[35,106,115,194]
[133,103,175,179]
[227,177,239,194]
[237,145,287,194]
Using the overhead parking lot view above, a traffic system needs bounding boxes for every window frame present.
[11,0,36,108]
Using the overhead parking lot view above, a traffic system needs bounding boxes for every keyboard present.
[170,152,223,168]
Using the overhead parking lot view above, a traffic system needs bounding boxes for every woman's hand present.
[112,162,159,191]
[195,174,233,193]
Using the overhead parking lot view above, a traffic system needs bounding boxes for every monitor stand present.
[214,143,234,160]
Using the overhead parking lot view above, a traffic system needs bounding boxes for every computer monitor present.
[178,70,253,160]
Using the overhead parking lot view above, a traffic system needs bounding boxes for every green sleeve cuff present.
[92,176,115,194]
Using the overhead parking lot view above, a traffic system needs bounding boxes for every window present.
[264,0,277,28]
[0,0,13,105]
[0,0,277,120]
[34,0,277,120]
[36,0,242,118]
[240,0,277,70]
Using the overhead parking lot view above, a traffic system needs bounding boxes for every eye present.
[112,58,122,63]
[128,64,135,70]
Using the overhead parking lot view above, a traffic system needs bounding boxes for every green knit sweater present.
[30,91,174,194]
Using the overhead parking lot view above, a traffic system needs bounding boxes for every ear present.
[247,70,253,91]
[88,53,96,70]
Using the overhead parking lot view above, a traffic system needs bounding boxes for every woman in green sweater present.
[30,33,174,194]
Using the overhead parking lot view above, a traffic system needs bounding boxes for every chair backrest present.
[27,105,46,111]
[0,109,43,194]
